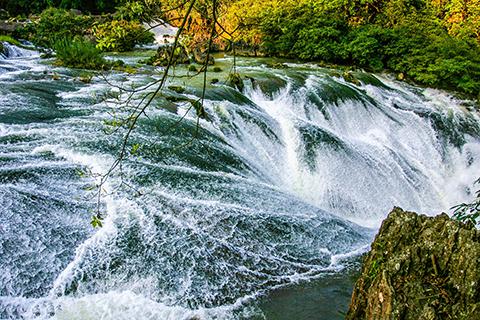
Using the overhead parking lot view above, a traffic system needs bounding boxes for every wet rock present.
[148,44,190,66]
[226,73,244,92]
[0,21,21,34]
[192,46,214,65]
[167,85,185,94]
[343,71,361,86]
[347,207,480,320]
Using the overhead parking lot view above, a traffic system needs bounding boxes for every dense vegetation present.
[0,0,124,15]
[217,0,480,95]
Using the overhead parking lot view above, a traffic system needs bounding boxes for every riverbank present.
[347,208,480,319]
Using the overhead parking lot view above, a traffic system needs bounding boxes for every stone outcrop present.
[0,21,22,34]
[347,207,480,320]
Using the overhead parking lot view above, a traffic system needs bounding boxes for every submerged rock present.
[347,207,480,320]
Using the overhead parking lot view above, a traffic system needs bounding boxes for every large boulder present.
[347,207,480,320]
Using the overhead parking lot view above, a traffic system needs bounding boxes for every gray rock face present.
[347,207,480,320]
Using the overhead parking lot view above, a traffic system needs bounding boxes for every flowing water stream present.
[1,43,479,319]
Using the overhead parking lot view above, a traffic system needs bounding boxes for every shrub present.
[54,38,111,70]
[93,20,155,52]
[32,8,93,48]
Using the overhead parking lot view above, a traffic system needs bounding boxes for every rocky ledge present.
[346,207,480,320]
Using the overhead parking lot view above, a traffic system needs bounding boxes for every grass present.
[54,38,111,70]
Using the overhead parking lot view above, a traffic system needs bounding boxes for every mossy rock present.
[226,73,244,92]
[342,71,361,86]
[167,85,185,94]
[347,207,480,320]
[147,44,190,66]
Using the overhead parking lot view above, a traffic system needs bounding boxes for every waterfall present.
[0,55,479,319]
[0,42,37,59]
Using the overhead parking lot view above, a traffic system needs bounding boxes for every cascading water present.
[0,48,479,319]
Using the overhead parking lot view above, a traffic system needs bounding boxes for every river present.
[1,43,479,319]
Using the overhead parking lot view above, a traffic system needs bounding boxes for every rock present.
[192,46,214,65]
[149,44,190,66]
[69,9,82,16]
[397,72,405,81]
[167,85,185,94]
[343,71,361,86]
[346,207,480,320]
[266,62,288,69]
[78,74,93,83]
[226,73,244,92]
[0,21,22,34]
[212,66,222,72]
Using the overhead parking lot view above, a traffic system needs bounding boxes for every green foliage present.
[0,35,21,46]
[0,0,126,15]
[258,2,480,95]
[90,214,103,228]
[32,8,93,48]
[453,179,480,224]
[93,19,154,52]
[114,1,149,21]
[53,37,111,70]
[0,0,50,16]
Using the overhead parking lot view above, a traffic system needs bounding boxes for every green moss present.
[0,35,21,46]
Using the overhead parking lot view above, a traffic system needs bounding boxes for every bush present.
[93,20,154,52]
[32,8,93,48]
[54,38,111,70]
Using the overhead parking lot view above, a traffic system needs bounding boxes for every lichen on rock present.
[347,207,480,320]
